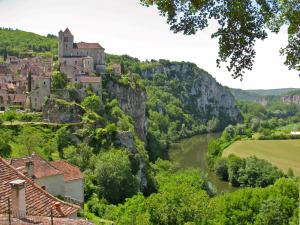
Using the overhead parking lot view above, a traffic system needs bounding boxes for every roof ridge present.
[0,157,80,213]
[51,159,82,170]
[33,155,64,175]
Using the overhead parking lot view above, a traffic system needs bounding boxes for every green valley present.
[0,27,299,225]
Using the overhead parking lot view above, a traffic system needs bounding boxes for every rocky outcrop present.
[116,131,136,153]
[43,98,85,123]
[142,61,242,126]
[106,81,147,141]
[281,95,300,105]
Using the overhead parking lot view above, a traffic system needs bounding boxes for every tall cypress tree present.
[28,71,32,92]
[3,48,7,61]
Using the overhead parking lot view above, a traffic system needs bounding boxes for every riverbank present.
[169,133,237,193]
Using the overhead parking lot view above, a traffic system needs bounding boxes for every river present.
[169,133,236,193]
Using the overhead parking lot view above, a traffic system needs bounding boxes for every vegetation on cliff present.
[0,28,299,225]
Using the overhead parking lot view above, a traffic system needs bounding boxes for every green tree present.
[81,94,101,114]
[254,198,291,225]
[94,149,138,204]
[214,158,228,181]
[0,128,13,158]
[55,126,71,156]
[64,144,95,171]
[238,156,284,187]
[16,127,43,155]
[3,47,7,61]
[227,155,244,187]
[3,110,17,125]
[140,0,300,78]
[51,71,68,89]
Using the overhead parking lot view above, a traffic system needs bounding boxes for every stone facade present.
[0,57,52,111]
[65,179,84,203]
[35,174,65,197]
[30,76,51,111]
[58,28,105,73]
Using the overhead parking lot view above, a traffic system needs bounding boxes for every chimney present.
[9,179,26,218]
[25,161,34,178]
[54,202,64,216]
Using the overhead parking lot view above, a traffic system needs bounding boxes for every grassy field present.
[276,122,300,132]
[223,140,300,176]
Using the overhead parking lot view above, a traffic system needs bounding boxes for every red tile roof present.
[50,161,83,182]
[76,42,103,49]
[0,157,80,217]
[10,155,63,179]
[80,76,101,83]
[0,215,95,225]
[12,94,26,103]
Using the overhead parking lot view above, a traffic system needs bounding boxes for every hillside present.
[0,28,299,225]
[230,87,300,102]
[246,88,299,96]
[0,27,57,58]
[230,88,300,105]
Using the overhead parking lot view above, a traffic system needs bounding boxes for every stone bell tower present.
[58,28,74,57]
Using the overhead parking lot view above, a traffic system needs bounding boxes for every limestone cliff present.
[106,81,147,141]
[142,61,242,126]
[43,98,85,123]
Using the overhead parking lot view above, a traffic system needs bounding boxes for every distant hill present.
[230,88,300,101]
[246,88,300,96]
[0,28,57,58]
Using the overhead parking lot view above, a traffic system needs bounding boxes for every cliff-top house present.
[58,28,106,75]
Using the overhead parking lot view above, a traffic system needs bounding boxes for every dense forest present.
[0,28,299,225]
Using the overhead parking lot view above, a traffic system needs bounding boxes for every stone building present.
[58,28,105,74]
[78,76,102,95]
[29,76,51,111]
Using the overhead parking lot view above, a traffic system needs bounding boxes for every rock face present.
[142,62,242,125]
[106,81,147,141]
[43,98,85,123]
[281,95,300,105]
[116,131,136,153]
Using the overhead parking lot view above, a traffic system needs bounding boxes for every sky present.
[0,0,299,90]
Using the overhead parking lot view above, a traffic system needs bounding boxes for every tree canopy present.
[140,0,300,79]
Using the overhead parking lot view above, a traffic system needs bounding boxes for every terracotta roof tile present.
[0,157,80,217]
[12,94,26,103]
[10,155,63,179]
[80,76,101,83]
[75,42,103,49]
[0,215,95,225]
[50,161,83,181]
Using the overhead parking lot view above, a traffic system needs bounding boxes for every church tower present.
[58,28,74,57]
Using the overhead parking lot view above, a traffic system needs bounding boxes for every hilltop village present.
[0,27,299,225]
[0,28,121,112]
[0,29,118,225]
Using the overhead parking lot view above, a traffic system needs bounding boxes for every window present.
[75,60,77,65]
[41,186,46,190]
